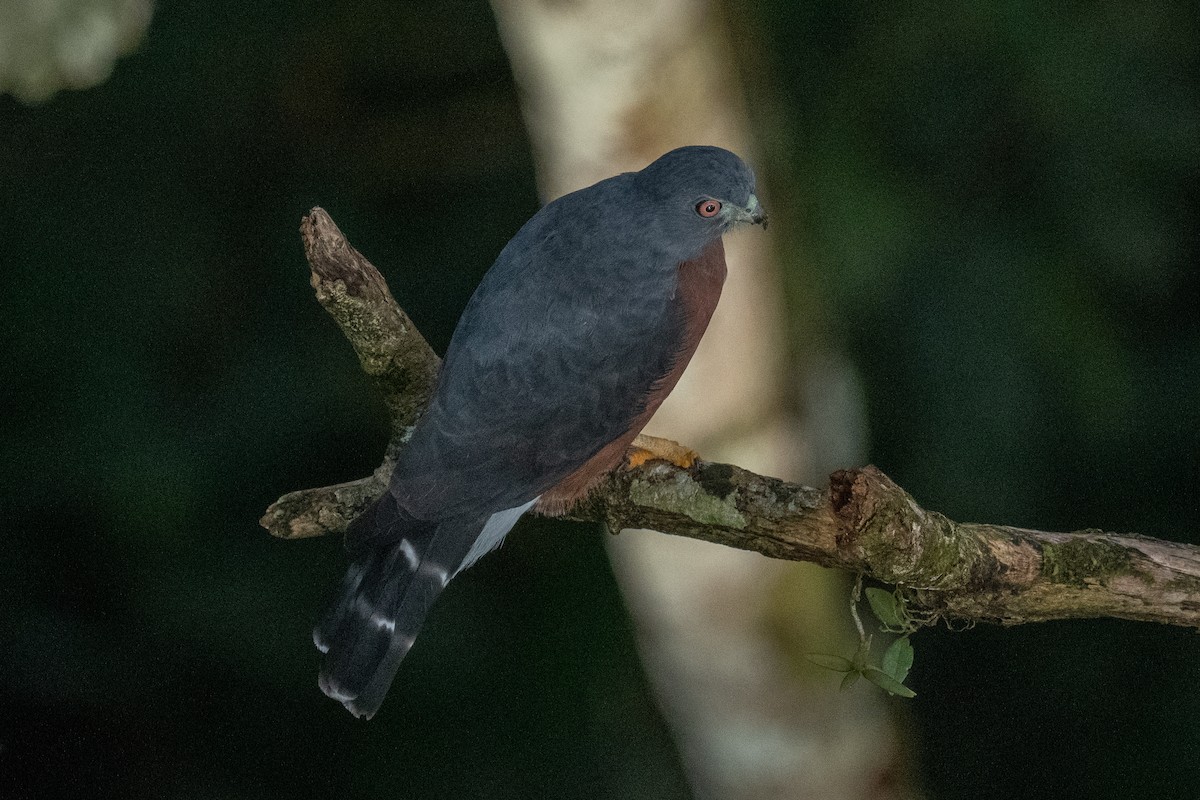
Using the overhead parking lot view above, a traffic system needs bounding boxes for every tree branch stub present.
[301,208,440,435]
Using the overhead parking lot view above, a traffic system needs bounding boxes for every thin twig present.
[850,573,866,642]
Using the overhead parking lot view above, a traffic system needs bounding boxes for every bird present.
[314,145,767,718]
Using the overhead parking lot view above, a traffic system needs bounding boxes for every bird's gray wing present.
[391,185,686,520]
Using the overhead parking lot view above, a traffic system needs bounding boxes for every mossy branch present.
[262,208,1200,630]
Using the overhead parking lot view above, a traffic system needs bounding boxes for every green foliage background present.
[2,1,1196,798]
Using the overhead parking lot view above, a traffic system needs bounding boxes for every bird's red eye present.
[696,200,722,218]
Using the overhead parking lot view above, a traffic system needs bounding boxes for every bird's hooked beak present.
[743,193,768,229]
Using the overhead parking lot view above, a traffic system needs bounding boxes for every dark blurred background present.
[2,1,1197,798]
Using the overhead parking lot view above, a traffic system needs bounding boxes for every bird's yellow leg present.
[626,434,699,469]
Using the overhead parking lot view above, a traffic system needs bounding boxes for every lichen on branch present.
[263,208,1200,631]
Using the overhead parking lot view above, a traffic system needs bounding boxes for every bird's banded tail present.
[313,494,487,720]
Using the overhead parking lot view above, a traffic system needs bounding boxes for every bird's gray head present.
[633,145,767,258]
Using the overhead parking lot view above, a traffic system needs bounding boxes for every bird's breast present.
[536,237,728,514]
[675,237,728,349]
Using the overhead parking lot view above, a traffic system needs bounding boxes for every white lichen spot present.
[629,473,747,529]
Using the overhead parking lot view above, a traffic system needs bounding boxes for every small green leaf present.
[865,587,905,628]
[840,670,861,692]
[881,637,915,683]
[863,666,916,698]
[805,653,854,672]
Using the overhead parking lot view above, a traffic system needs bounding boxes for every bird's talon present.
[626,434,698,469]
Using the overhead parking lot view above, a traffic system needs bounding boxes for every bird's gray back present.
[392,174,688,518]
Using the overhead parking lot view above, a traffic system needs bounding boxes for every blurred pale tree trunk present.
[489,1,915,797]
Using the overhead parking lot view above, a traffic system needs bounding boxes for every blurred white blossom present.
[0,0,152,103]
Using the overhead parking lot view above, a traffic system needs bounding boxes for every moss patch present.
[1040,538,1135,587]
[855,508,970,587]
[696,463,736,500]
